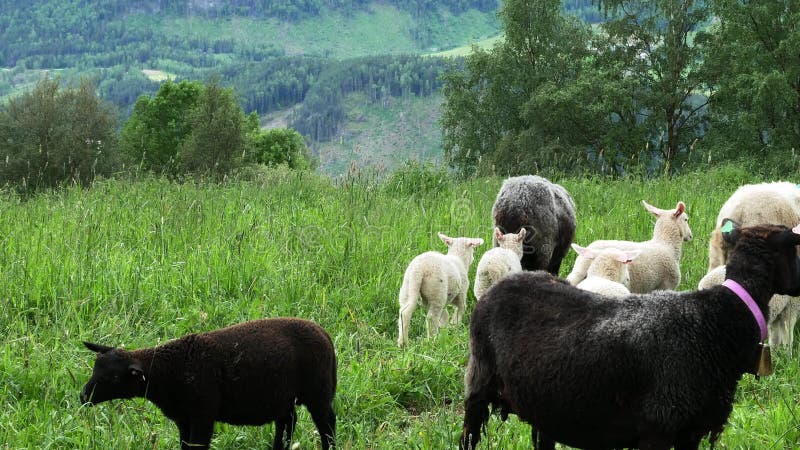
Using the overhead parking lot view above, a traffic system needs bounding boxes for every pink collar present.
[722,279,768,342]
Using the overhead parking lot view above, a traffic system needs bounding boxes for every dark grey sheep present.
[491,175,576,274]
[80,318,336,450]
[461,221,800,450]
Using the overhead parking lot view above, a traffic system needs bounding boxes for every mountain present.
[0,1,600,175]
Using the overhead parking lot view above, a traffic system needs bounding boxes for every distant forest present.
[0,0,603,145]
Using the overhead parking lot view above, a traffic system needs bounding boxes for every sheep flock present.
[77,177,800,450]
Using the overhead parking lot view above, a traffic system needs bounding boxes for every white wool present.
[566,200,693,293]
[698,265,800,355]
[397,232,483,347]
[572,244,640,297]
[474,228,526,301]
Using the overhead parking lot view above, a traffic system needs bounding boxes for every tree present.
[120,79,203,174]
[596,0,712,172]
[0,78,119,191]
[440,0,591,176]
[251,127,312,170]
[703,0,800,169]
[178,79,251,177]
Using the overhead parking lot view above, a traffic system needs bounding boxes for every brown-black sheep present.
[492,175,576,275]
[80,318,337,450]
[461,221,800,450]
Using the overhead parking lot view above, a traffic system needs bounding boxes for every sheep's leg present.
[439,307,450,328]
[638,433,672,450]
[308,402,337,450]
[397,293,418,347]
[452,291,467,325]
[177,420,214,450]
[532,426,555,450]
[460,392,490,450]
[426,304,444,338]
[273,408,297,450]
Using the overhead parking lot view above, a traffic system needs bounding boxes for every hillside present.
[0,1,606,175]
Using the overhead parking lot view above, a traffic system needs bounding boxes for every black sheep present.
[461,221,800,450]
[492,175,576,274]
[80,318,337,450]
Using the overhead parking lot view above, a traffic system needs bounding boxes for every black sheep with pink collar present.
[461,220,800,450]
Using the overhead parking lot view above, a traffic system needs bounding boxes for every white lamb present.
[397,232,483,347]
[473,228,526,301]
[571,244,641,297]
[565,200,693,293]
[699,265,800,355]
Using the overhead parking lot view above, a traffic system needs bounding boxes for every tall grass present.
[0,164,797,448]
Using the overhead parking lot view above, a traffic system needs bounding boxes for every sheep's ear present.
[617,249,642,264]
[494,227,504,241]
[642,200,663,217]
[673,201,686,218]
[438,232,453,246]
[469,238,484,248]
[571,243,595,259]
[516,228,527,242]
[720,219,741,245]
[84,341,114,354]
[128,362,146,383]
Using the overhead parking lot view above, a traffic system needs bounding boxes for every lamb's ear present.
[469,238,484,247]
[642,200,663,217]
[438,232,453,246]
[571,243,595,259]
[128,362,146,383]
[617,249,642,264]
[673,201,686,218]
[494,227,504,242]
[516,228,527,242]
[84,341,114,354]
[720,218,741,245]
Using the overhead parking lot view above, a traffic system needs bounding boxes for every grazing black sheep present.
[80,318,337,450]
[492,175,576,274]
[461,221,800,450]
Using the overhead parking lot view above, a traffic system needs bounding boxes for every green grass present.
[1,164,799,448]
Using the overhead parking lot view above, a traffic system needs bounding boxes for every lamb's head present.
[438,232,484,267]
[643,200,693,242]
[571,244,641,285]
[80,342,146,405]
[493,227,526,259]
[722,219,800,297]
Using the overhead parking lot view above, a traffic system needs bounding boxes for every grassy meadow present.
[1,164,798,449]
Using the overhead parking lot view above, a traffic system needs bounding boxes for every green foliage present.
[178,79,252,177]
[0,78,119,191]
[383,160,450,196]
[702,0,800,163]
[440,0,591,177]
[120,80,203,174]
[251,127,312,170]
[1,166,800,448]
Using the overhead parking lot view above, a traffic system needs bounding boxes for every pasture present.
[1,164,798,449]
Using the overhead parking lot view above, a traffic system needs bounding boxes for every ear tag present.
[720,221,735,234]
[757,343,773,377]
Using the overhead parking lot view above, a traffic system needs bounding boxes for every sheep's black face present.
[767,227,800,296]
[80,342,145,405]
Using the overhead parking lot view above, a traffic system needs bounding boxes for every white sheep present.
[397,232,483,347]
[565,200,693,293]
[699,265,800,355]
[473,228,526,301]
[708,182,800,270]
[570,244,641,297]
